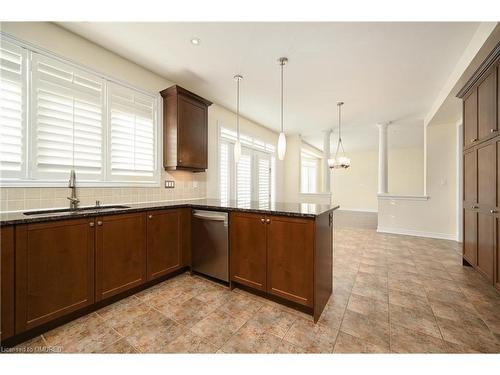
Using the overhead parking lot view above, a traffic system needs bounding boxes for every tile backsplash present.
[0,171,206,212]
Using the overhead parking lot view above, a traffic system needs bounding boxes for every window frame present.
[0,32,161,187]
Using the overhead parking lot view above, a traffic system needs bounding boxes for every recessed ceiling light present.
[190,38,200,45]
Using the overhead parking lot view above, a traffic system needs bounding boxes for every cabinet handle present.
[470,138,477,143]
[97,220,103,226]
[491,209,498,214]
[261,218,265,223]
[266,218,271,224]
[491,129,498,133]
[89,222,95,227]
[148,214,153,219]
[471,205,478,209]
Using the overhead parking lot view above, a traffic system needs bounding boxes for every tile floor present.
[9,214,500,353]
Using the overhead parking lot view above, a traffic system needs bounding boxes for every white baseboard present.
[338,208,378,213]
[377,226,458,241]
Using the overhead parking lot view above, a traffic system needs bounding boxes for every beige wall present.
[388,148,425,196]
[0,22,282,212]
[378,122,459,240]
[331,147,424,212]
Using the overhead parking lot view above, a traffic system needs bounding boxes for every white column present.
[322,129,332,193]
[377,123,389,195]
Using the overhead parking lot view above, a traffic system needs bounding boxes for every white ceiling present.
[58,22,480,151]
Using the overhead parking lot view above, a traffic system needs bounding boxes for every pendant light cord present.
[280,61,284,133]
[237,77,240,137]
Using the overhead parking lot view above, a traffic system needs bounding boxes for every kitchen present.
[1,3,500,373]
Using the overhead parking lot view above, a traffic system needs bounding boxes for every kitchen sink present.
[23,205,130,216]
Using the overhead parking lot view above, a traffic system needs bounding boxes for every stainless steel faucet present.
[67,169,80,210]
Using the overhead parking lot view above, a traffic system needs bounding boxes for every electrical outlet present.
[165,180,175,188]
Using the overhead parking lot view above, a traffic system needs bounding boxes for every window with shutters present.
[219,126,275,206]
[108,83,156,182]
[0,35,159,186]
[0,39,26,179]
[300,150,320,194]
[30,53,105,181]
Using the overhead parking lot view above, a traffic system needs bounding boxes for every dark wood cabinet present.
[459,45,500,290]
[478,68,497,140]
[464,148,477,205]
[1,226,15,341]
[160,85,212,172]
[229,211,333,319]
[95,213,147,301]
[146,209,181,281]
[267,216,314,307]
[477,212,495,281]
[464,89,478,147]
[230,212,267,291]
[15,219,95,333]
[495,215,500,291]
[463,208,478,266]
[477,142,496,209]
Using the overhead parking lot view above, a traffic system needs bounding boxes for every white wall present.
[378,122,458,240]
[0,22,283,211]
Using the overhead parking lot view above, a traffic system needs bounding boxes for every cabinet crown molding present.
[457,42,500,99]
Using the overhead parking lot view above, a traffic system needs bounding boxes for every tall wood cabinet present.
[160,85,212,172]
[458,43,500,290]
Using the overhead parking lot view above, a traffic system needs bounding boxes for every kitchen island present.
[0,199,338,346]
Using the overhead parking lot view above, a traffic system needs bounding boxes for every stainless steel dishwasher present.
[191,210,229,282]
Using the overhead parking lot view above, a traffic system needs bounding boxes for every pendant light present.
[277,57,288,161]
[233,74,243,163]
[328,102,351,169]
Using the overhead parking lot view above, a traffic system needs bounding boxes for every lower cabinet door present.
[1,226,15,341]
[146,209,181,280]
[267,216,314,307]
[15,219,95,333]
[463,208,478,265]
[477,212,495,282]
[96,213,147,301]
[230,212,267,291]
[495,215,500,291]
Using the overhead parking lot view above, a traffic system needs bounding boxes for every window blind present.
[108,83,156,181]
[31,53,104,180]
[256,152,271,208]
[219,140,230,204]
[0,39,26,178]
[236,148,252,206]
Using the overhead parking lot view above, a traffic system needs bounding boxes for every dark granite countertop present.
[0,198,340,226]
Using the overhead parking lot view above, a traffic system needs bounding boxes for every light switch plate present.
[165,180,175,188]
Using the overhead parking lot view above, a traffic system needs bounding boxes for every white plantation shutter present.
[219,140,231,204]
[31,53,104,180]
[0,39,26,178]
[108,83,156,181]
[236,148,252,206]
[219,126,276,205]
[256,151,271,208]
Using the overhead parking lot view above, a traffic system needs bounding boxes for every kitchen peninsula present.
[0,199,338,346]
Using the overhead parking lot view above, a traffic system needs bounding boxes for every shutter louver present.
[108,83,156,181]
[31,53,104,180]
[0,39,26,178]
[219,140,230,204]
[236,149,251,206]
[257,153,271,209]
